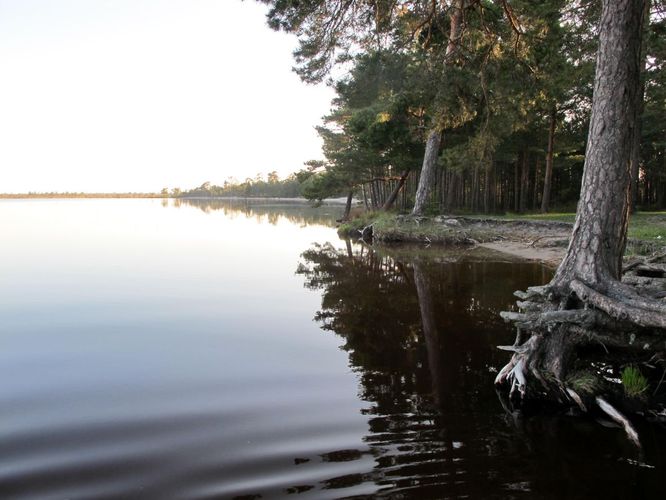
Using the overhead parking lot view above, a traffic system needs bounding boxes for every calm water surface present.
[0,199,664,499]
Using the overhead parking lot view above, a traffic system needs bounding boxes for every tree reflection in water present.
[168,197,339,227]
[296,242,666,498]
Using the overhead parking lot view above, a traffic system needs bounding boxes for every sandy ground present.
[479,241,566,268]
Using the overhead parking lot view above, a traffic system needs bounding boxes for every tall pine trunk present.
[519,150,529,213]
[514,162,520,212]
[533,158,541,210]
[541,107,557,213]
[483,161,493,214]
[552,0,644,289]
[342,190,354,220]
[412,131,441,215]
[382,170,410,211]
[630,0,651,213]
[411,0,463,216]
[496,0,665,411]
[446,171,458,212]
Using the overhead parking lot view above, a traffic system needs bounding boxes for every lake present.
[0,198,664,499]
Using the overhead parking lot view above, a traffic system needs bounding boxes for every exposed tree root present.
[500,309,603,329]
[570,280,666,329]
[623,251,666,273]
[566,388,587,412]
[596,396,641,447]
[496,257,666,446]
[605,280,666,311]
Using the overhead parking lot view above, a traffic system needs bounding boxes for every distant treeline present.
[1,173,324,200]
[176,172,320,199]
[0,192,166,199]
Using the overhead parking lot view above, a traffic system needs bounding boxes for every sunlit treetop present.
[258,0,475,83]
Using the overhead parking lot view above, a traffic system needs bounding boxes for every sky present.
[0,0,336,193]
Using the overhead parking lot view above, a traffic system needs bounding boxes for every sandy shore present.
[479,241,566,268]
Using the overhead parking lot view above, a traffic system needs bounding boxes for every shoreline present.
[338,213,665,265]
[0,194,350,205]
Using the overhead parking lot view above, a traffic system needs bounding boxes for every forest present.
[258,0,665,215]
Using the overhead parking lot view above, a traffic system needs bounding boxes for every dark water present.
[0,199,664,499]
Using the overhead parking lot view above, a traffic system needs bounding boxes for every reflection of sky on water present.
[0,199,664,499]
[0,199,374,498]
[0,198,341,329]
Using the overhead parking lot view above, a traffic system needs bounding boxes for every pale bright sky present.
[0,0,335,193]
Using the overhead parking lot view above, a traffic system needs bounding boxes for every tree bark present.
[533,158,541,211]
[382,170,410,211]
[368,176,377,210]
[541,107,557,213]
[472,165,480,212]
[519,149,529,213]
[446,171,458,212]
[411,0,463,216]
[342,189,354,220]
[514,161,520,212]
[412,130,442,215]
[483,161,492,214]
[361,183,369,209]
[552,0,645,288]
[630,0,651,213]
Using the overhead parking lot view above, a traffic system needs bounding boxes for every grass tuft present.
[567,370,601,395]
[621,365,648,398]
